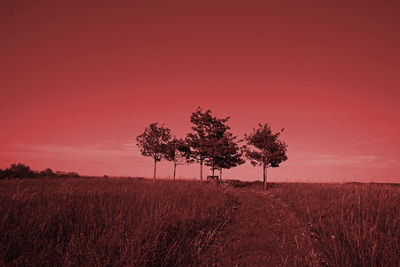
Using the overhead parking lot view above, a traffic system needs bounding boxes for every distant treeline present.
[0,163,80,180]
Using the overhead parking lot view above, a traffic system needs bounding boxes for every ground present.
[207,186,318,266]
[1,179,399,266]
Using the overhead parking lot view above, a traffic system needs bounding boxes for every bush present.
[40,168,55,178]
[0,164,80,179]
[0,163,35,179]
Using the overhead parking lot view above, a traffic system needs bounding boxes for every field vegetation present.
[271,183,400,266]
[1,178,399,266]
[0,178,237,266]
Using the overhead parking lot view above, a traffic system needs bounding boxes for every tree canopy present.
[206,132,244,180]
[185,107,231,181]
[243,123,288,189]
[164,137,190,180]
[136,123,172,179]
[135,110,288,186]
[0,163,80,179]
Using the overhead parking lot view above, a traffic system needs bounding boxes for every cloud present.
[8,140,143,160]
[308,154,398,168]
[2,140,150,176]
[332,137,391,151]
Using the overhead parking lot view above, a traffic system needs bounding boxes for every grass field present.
[0,178,237,266]
[0,178,399,266]
[271,183,400,266]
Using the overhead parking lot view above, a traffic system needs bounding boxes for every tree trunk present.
[263,164,267,190]
[153,159,157,180]
[173,163,176,181]
[200,160,203,182]
[212,165,215,177]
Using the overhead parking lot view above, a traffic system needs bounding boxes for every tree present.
[243,123,288,190]
[202,123,235,179]
[212,133,245,181]
[66,172,80,178]
[7,163,35,179]
[164,137,190,180]
[136,123,172,180]
[185,107,230,181]
[40,168,55,178]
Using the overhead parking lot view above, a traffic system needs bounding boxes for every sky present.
[1,0,399,183]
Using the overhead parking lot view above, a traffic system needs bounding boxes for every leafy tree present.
[243,123,288,190]
[211,133,245,181]
[40,168,55,178]
[185,107,230,181]
[0,164,80,179]
[164,137,190,181]
[66,172,80,178]
[55,171,67,178]
[6,163,35,179]
[136,123,172,180]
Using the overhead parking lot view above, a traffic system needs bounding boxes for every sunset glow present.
[1,1,399,182]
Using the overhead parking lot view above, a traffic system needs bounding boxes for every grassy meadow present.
[0,178,399,266]
[0,178,237,266]
[271,183,400,266]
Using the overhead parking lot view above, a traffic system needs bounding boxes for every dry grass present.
[210,187,316,266]
[1,178,399,266]
[272,183,400,266]
[0,178,237,266]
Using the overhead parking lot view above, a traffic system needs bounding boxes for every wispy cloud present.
[2,140,148,176]
[8,140,142,159]
[332,137,391,151]
[287,150,398,169]
[307,154,398,168]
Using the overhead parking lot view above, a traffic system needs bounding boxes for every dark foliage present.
[0,163,80,179]
[185,107,243,181]
[164,138,191,180]
[243,123,288,189]
[136,122,172,179]
[207,132,245,180]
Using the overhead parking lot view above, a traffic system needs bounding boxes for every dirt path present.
[208,187,319,266]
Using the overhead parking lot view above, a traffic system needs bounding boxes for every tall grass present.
[272,183,400,266]
[0,178,237,266]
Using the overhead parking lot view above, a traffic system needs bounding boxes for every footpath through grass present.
[209,182,400,266]
[208,186,315,266]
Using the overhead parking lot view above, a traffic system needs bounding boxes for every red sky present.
[1,0,399,182]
